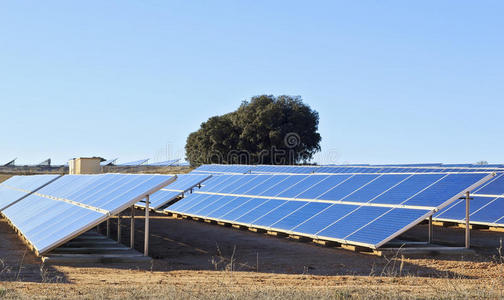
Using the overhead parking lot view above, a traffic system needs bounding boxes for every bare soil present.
[1,212,504,299]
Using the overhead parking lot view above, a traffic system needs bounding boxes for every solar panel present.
[434,172,504,227]
[3,158,16,166]
[100,158,118,166]
[147,159,180,166]
[118,159,149,166]
[1,174,175,254]
[136,174,211,209]
[165,172,494,249]
[0,175,61,211]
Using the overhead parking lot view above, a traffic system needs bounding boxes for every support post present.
[144,194,150,256]
[130,206,135,248]
[428,215,433,244]
[106,219,110,238]
[465,191,471,249]
[117,212,121,242]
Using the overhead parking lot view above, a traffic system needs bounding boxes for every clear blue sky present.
[1,1,503,165]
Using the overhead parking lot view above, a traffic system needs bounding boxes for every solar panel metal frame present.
[136,174,212,210]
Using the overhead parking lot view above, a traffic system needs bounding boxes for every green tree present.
[185,95,321,166]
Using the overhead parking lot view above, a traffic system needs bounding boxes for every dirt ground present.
[1,211,504,299]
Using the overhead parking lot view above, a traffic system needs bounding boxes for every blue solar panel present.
[235,199,286,224]
[433,172,504,227]
[403,173,488,207]
[271,202,332,231]
[290,203,358,235]
[166,171,494,248]
[252,201,307,227]
[315,175,379,201]
[344,208,430,245]
[0,175,61,211]
[219,197,267,220]
[472,173,504,195]
[316,206,391,240]
[470,198,504,224]
[2,174,175,254]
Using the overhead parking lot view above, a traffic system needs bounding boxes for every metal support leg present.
[130,206,135,248]
[144,195,150,256]
[428,215,433,244]
[106,219,110,238]
[117,213,121,242]
[465,191,471,249]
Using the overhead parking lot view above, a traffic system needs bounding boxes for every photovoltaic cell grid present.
[192,164,504,175]
[165,172,494,248]
[0,175,61,211]
[1,174,175,254]
[136,174,212,209]
[434,172,504,227]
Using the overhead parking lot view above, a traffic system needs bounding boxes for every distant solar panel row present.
[136,174,211,209]
[192,164,503,175]
[166,172,493,248]
[147,159,180,166]
[434,173,504,227]
[0,174,175,254]
[118,159,149,166]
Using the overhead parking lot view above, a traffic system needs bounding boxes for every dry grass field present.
[1,212,504,299]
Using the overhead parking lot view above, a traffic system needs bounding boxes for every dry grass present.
[0,244,503,299]
[0,269,503,299]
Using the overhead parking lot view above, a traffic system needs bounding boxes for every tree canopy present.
[185,95,321,166]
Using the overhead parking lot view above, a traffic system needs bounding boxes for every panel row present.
[165,194,430,248]
[1,174,175,254]
[192,164,504,175]
[196,173,491,209]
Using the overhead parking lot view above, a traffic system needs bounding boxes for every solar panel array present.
[434,172,504,227]
[136,174,211,209]
[0,174,175,254]
[166,172,493,248]
[192,164,504,175]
